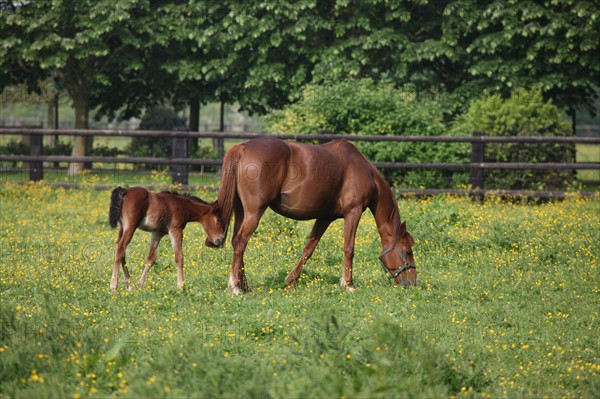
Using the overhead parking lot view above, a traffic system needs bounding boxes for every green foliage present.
[1,185,598,397]
[192,145,218,174]
[440,0,600,114]
[0,139,73,170]
[2,0,599,123]
[126,106,185,169]
[89,144,119,157]
[266,79,470,188]
[0,139,28,155]
[44,140,72,156]
[0,0,159,131]
[453,88,575,190]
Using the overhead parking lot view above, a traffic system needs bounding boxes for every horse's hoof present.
[339,278,355,292]
[285,276,297,290]
[110,282,117,290]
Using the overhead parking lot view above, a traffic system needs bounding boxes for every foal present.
[108,187,225,291]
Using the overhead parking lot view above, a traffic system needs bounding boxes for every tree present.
[0,0,153,175]
[437,0,600,116]
[302,0,599,116]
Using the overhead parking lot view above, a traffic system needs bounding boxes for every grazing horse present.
[217,137,417,294]
[108,187,225,291]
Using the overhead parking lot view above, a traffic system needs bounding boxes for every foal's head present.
[201,202,226,248]
[379,221,417,286]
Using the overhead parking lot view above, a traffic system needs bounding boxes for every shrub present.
[44,140,72,156]
[127,106,186,170]
[89,144,120,157]
[265,79,469,188]
[193,145,218,174]
[0,139,73,168]
[0,139,29,155]
[452,89,574,190]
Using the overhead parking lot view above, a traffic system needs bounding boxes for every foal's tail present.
[217,145,242,237]
[109,187,127,229]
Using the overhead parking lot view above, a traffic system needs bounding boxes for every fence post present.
[469,131,484,190]
[29,134,43,182]
[171,136,188,185]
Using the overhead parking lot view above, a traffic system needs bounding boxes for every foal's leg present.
[138,232,163,287]
[340,208,362,292]
[168,228,185,290]
[110,226,124,290]
[112,225,135,291]
[285,218,333,289]
[229,209,263,295]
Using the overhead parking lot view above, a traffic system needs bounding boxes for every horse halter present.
[379,246,416,280]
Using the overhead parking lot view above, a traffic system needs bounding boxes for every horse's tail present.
[109,187,127,229]
[217,144,242,237]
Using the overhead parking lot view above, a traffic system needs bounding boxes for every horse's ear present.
[400,221,407,234]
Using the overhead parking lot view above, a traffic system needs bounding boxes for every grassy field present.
[577,144,600,182]
[0,184,598,398]
[0,168,221,188]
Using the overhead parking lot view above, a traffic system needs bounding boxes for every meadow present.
[0,183,598,398]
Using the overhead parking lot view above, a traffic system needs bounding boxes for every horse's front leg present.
[340,209,362,292]
[229,210,262,295]
[169,228,185,290]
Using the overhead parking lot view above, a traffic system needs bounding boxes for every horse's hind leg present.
[138,233,163,287]
[112,225,135,291]
[285,218,333,289]
[110,226,124,290]
[340,209,362,292]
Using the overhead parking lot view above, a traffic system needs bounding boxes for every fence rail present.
[2,127,600,143]
[1,128,599,198]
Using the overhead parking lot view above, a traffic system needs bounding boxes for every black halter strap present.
[379,246,416,280]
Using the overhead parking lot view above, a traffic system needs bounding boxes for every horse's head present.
[202,203,226,248]
[379,221,417,286]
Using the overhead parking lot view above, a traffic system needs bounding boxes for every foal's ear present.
[399,221,407,234]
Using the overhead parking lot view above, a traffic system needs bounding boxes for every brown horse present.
[109,187,225,291]
[217,137,416,294]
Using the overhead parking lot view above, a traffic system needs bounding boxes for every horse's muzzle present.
[206,236,225,248]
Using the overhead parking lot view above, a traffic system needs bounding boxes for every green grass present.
[577,144,600,182]
[0,185,598,398]
[0,168,221,188]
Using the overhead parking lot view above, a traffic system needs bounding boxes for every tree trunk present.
[213,99,225,176]
[68,92,90,176]
[46,101,55,130]
[189,96,200,154]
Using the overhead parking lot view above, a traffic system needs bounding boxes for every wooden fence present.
[1,127,599,198]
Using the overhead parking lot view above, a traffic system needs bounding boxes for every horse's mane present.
[163,190,211,205]
[385,191,402,239]
[373,168,405,241]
